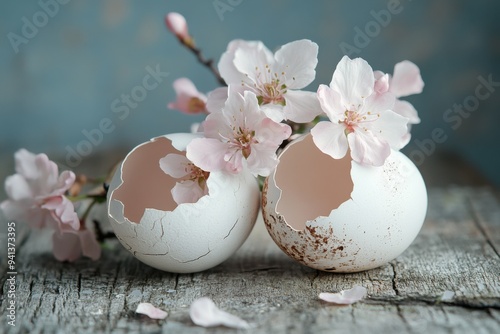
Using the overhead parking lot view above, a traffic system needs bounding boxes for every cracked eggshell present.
[107,133,260,273]
[262,134,427,273]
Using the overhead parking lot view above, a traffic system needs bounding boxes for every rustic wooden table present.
[1,186,499,333]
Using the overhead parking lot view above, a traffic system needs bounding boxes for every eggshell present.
[107,133,260,273]
[262,134,427,272]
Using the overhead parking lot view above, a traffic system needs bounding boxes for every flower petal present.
[331,56,374,109]
[241,90,266,129]
[369,110,410,151]
[283,90,323,123]
[206,87,228,114]
[136,302,168,320]
[52,230,82,262]
[189,297,250,329]
[218,40,261,85]
[159,153,190,179]
[4,174,33,201]
[361,90,395,115]
[171,180,206,205]
[48,170,76,197]
[393,99,420,124]
[390,60,424,97]
[168,78,207,114]
[348,131,390,167]
[233,41,274,83]
[256,118,292,148]
[319,286,367,304]
[246,111,291,176]
[14,149,39,179]
[245,149,279,177]
[42,196,80,230]
[78,229,101,261]
[317,84,345,122]
[260,104,285,123]
[374,73,390,94]
[311,121,349,160]
[29,154,60,197]
[172,77,204,98]
[1,199,33,224]
[203,88,245,139]
[186,138,231,173]
[274,39,318,89]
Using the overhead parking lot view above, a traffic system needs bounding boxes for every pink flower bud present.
[165,12,191,44]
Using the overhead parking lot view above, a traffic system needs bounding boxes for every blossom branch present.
[186,43,227,87]
[166,12,226,86]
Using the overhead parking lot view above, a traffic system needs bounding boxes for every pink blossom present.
[165,12,191,45]
[374,61,424,145]
[189,297,250,329]
[213,39,322,123]
[1,149,101,262]
[168,78,208,114]
[319,286,367,304]
[159,153,209,205]
[0,149,79,230]
[311,56,409,166]
[187,90,291,176]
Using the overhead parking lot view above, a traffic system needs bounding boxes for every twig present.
[177,37,227,87]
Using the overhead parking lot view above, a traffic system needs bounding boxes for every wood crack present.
[173,274,179,291]
[467,196,500,258]
[310,270,319,289]
[396,304,410,331]
[366,298,500,309]
[390,261,400,296]
[77,273,82,300]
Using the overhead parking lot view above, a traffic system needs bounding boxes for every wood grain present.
[1,187,499,333]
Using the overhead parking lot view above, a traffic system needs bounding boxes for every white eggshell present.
[262,134,427,272]
[107,133,260,273]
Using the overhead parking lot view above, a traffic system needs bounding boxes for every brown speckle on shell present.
[262,201,361,272]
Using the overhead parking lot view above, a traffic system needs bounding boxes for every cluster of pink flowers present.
[1,149,101,261]
[165,12,423,204]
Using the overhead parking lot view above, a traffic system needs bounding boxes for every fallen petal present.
[136,302,168,320]
[189,297,250,329]
[319,285,367,304]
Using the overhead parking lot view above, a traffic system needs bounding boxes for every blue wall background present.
[1,0,499,186]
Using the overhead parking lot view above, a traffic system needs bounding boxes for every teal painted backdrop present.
[1,0,499,185]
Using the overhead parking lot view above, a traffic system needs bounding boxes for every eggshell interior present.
[107,134,260,273]
[111,136,177,224]
[263,133,427,272]
[274,134,353,231]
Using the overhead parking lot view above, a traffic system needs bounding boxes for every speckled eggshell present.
[262,134,427,273]
[107,133,260,273]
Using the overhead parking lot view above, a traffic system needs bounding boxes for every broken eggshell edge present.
[262,133,428,273]
[107,133,260,273]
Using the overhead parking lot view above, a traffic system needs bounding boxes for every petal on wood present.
[319,285,367,304]
[189,297,251,329]
[135,302,168,320]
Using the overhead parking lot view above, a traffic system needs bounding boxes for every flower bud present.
[165,12,194,47]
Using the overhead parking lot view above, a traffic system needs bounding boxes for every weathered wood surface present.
[1,187,500,333]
